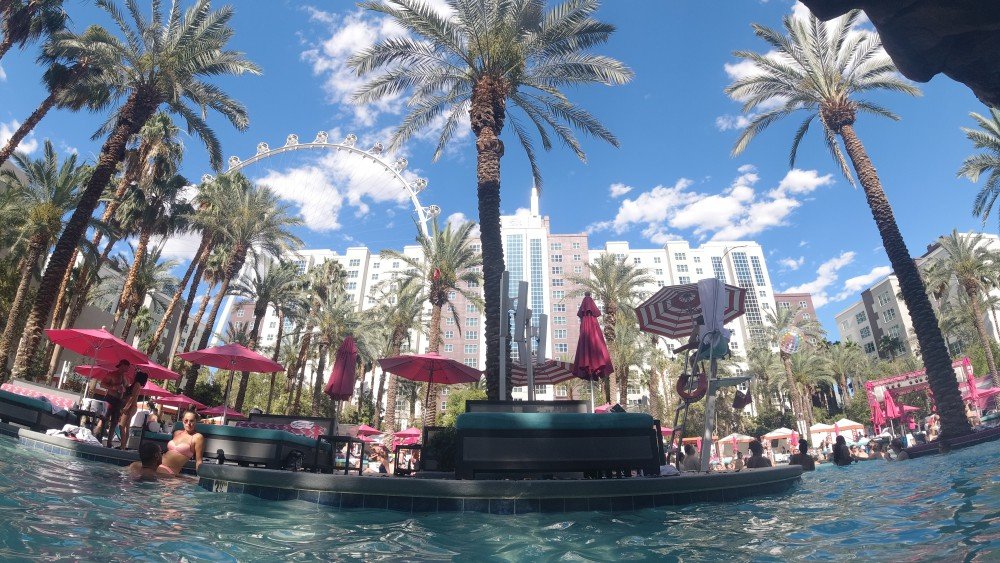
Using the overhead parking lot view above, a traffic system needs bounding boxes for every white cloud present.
[791,2,812,21]
[779,256,805,271]
[0,65,6,81]
[594,168,832,243]
[784,251,856,308]
[715,114,752,131]
[252,145,417,232]
[835,266,892,301]
[445,211,480,238]
[0,120,38,154]
[153,231,203,262]
[609,183,633,198]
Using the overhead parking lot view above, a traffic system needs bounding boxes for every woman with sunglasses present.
[160,410,205,475]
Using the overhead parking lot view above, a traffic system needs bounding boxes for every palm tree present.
[350,0,632,400]
[228,260,303,412]
[785,350,836,434]
[746,344,784,410]
[958,108,1000,228]
[0,31,113,168]
[286,260,344,416]
[823,342,866,407]
[568,252,654,402]
[924,230,1000,386]
[106,243,177,340]
[382,218,483,424]
[11,0,260,380]
[181,244,228,355]
[376,282,424,431]
[607,308,644,406]
[0,0,66,62]
[727,10,971,439]
[182,177,302,396]
[763,308,824,439]
[0,141,89,377]
[877,335,903,362]
[308,280,361,417]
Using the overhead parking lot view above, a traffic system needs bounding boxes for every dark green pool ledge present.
[197,463,803,514]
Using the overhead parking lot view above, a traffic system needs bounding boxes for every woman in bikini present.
[160,411,205,475]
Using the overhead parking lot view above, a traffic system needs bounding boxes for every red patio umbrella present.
[177,343,283,424]
[45,328,149,366]
[199,405,247,420]
[156,393,207,411]
[74,364,116,379]
[356,424,380,436]
[395,427,421,438]
[378,353,481,416]
[134,361,180,381]
[139,380,173,397]
[594,402,613,413]
[573,293,613,410]
[868,392,886,429]
[790,431,799,448]
[324,336,358,401]
[634,282,746,339]
[510,358,577,386]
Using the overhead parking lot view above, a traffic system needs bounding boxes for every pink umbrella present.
[156,393,207,411]
[883,392,901,419]
[45,328,149,365]
[834,422,841,437]
[573,293,614,410]
[74,364,116,379]
[868,392,886,428]
[199,405,247,420]
[177,343,284,424]
[139,380,173,397]
[133,361,180,381]
[378,353,481,413]
[356,424,380,436]
[395,427,421,438]
[324,336,358,401]
[594,402,613,413]
[510,359,577,386]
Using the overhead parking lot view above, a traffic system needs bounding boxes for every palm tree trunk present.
[147,236,207,358]
[265,309,285,413]
[183,249,246,396]
[184,281,215,353]
[0,90,59,169]
[113,227,153,330]
[968,291,999,386]
[234,311,265,412]
[287,330,311,415]
[617,366,629,407]
[292,360,307,416]
[11,92,158,380]
[422,303,443,425]
[49,248,78,330]
[0,241,42,376]
[837,123,971,439]
[645,371,663,421]
[378,332,405,430]
[781,353,806,440]
[310,343,329,417]
[471,77,508,401]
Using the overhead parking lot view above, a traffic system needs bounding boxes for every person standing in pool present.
[744,440,772,469]
[160,411,205,474]
[94,359,131,445]
[788,439,816,471]
[832,436,854,466]
[117,371,149,449]
[680,444,701,471]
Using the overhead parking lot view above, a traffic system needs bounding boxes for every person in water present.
[160,411,205,474]
[94,359,131,444]
[788,439,816,471]
[832,435,854,466]
[128,442,174,480]
[744,440,772,468]
[888,438,909,461]
[680,444,701,471]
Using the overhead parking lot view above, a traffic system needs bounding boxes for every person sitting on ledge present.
[788,439,816,471]
[744,440,772,469]
[128,442,174,480]
[680,444,701,471]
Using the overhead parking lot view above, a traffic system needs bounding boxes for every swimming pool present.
[0,435,996,561]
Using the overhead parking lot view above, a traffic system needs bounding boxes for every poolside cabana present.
[718,433,754,459]
[809,423,836,444]
[832,418,865,441]
[763,427,795,452]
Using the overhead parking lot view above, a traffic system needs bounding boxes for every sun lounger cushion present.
[0,383,76,410]
[0,389,54,412]
[455,412,655,431]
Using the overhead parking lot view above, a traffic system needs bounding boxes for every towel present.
[696,278,731,360]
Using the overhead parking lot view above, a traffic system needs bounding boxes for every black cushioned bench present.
[455,412,660,479]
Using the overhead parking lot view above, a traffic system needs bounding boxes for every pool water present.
[0,436,997,561]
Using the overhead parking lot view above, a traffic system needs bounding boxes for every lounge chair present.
[0,389,69,431]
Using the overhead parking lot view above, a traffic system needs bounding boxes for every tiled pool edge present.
[4,424,195,472]
[198,464,803,514]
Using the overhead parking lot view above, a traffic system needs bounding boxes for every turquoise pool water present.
[0,436,997,561]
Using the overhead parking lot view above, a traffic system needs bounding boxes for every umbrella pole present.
[589,379,595,413]
[222,369,234,426]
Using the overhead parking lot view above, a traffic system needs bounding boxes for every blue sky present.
[0,0,991,335]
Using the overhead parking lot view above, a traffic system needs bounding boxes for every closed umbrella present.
[868,392,886,430]
[177,343,283,425]
[790,431,799,448]
[323,336,359,433]
[883,392,901,419]
[573,293,613,411]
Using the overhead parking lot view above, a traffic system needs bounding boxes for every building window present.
[878,291,891,307]
[679,276,691,284]
[551,266,563,275]
[464,344,478,354]
[392,261,400,268]
[371,273,379,281]
[470,244,481,252]
[444,344,453,352]
[372,262,380,269]
[883,308,897,322]
[553,317,567,325]
[572,242,580,249]
[556,385,568,397]
[711,256,727,282]
[551,243,562,251]
[466,304,478,313]
[349,258,361,267]
[553,304,566,313]
[552,278,565,286]
[444,330,454,339]
[730,340,739,350]
[463,358,477,369]
[693,256,701,263]
[864,342,876,354]
[534,384,547,396]
[347,270,358,278]
[696,268,703,275]
[555,343,568,353]
[750,256,767,286]
[841,321,850,331]
[678,264,689,273]
[860,326,871,339]
[855,311,867,324]
[466,330,478,340]
[889,325,902,339]
[553,290,565,300]
[346,282,357,290]
[551,254,563,263]
[465,317,478,327]
[627,383,641,396]
[573,266,582,274]
[448,291,457,299]
[572,254,581,261]
[674,253,686,261]
[236,309,245,318]
[802,313,811,320]
[779,302,791,310]
[653,269,663,276]
[554,329,567,339]
[633,257,641,265]
[653,256,662,264]
[468,280,479,288]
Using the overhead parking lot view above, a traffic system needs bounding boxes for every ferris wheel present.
[199,130,438,237]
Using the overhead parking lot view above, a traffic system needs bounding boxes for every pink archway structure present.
[864,358,978,433]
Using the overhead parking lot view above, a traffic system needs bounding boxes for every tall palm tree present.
[106,243,177,340]
[382,218,483,424]
[746,344,784,411]
[350,0,632,400]
[308,281,360,417]
[607,308,644,406]
[568,252,653,401]
[823,342,866,407]
[0,0,66,62]
[228,260,303,412]
[727,10,971,439]
[763,308,824,439]
[181,244,228,354]
[11,0,260,380]
[785,350,835,434]
[958,108,1000,228]
[376,282,424,431]
[924,230,1000,386]
[286,260,344,416]
[0,141,89,377]
[182,177,302,396]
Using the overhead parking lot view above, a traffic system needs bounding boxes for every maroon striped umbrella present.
[634,282,746,339]
[511,359,577,386]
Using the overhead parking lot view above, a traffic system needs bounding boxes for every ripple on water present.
[0,436,997,560]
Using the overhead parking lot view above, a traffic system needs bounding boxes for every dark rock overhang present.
[799,1,1000,107]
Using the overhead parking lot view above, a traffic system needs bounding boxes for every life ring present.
[676,370,708,403]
